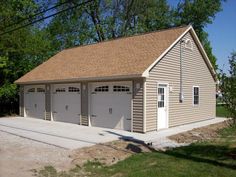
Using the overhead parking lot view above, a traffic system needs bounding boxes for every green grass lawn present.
[38,125,236,177]
[216,104,230,117]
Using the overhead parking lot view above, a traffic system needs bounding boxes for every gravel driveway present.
[0,131,72,177]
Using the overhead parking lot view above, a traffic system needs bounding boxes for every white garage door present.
[24,85,45,119]
[90,81,132,131]
[52,84,81,124]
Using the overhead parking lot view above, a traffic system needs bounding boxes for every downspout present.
[179,39,185,103]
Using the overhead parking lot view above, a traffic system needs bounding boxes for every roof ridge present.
[63,25,191,51]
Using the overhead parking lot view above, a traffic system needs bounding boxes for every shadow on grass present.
[165,144,236,170]
[104,130,157,152]
[105,129,236,170]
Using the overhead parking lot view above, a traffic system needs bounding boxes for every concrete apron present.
[0,117,226,150]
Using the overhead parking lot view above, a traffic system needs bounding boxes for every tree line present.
[0,0,224,115]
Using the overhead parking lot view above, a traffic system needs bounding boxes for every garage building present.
[15,25,216,133]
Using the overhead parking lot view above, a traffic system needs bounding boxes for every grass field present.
[216,104,230,117]
[38,125,236,177]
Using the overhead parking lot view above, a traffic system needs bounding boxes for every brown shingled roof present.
[15,26,189,84]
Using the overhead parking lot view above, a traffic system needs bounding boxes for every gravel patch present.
[0,131,72,177]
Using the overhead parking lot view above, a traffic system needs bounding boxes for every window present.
[56,88,66,92]
[185,39,193,50]
[94,86,109,92]
[158,88,165,108]
[27,88,35,93]
[193,86,199,105]
[68,87,80,92]
[113,85,130,92]
[37,88,45,92]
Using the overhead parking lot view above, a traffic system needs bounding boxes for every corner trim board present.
[143,79,146,133]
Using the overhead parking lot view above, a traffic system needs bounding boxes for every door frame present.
[157,82,169,130]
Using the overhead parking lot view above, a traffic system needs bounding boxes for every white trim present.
[130,81,133,132]
[49,84,54,121]
[22,86,27,118]
[88,83,91,126]
[131,81,134,132]
[50,84,55,121]
[142,26,192,77]
[192,85,200,106]
[143,79,146,133]
[157,82,169,130]
[142,26,217,82]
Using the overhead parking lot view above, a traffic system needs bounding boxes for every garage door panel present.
[24,85,45,119]
[90,82,132,131]
[52,84,81,124]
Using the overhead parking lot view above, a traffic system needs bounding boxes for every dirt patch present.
[169,121,229,144]
[70,140,152,166]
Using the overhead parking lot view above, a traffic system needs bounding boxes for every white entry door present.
[157,84,168,129]
[90,81,132,131]
[52,84,81,124]
[24,85,45,119]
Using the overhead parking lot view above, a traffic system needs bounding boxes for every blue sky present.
[205,0,236,72]
[168,0,236,72]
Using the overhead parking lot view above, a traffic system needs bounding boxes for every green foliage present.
[0,0,54,114]
[220,52,236,124]
[0,83,17,102]
[173,0,224,70]
[47,0,173,47]
[216,104,231,118]
[0,56,8,68]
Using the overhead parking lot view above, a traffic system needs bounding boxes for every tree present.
[220,52,236,124]
[47,0,172,47]
[173,0,225,70]
[0,0,54,114]
[48,0,222,69]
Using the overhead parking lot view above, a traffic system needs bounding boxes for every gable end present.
[142,26,217,82]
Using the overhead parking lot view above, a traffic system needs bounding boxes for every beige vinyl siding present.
[146,32,216,132]
[132,79,144,133]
